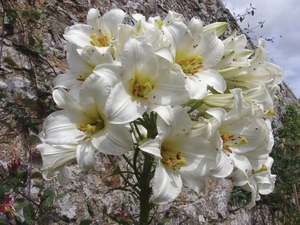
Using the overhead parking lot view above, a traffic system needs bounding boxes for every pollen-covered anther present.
[162,151,187,170]
[77,76,85,81]
[77,119,105,140]
[222,135,248,152]
[252,164,268,174]
[133,82,153,99]
[177,55,203,75]
[90,33,109,47]
[263,108,275,118]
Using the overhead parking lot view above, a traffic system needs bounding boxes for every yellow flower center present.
[176,55,203,75]
[252,164,268,174]
[90,33,109,47]
[77,119,104,140]
[221,134,248,153]
[161,147,187,170]
[133,82,153,100]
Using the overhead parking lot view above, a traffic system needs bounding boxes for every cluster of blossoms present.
[37,8,282,209]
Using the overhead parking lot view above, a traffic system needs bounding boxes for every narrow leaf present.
[79,220,93,225]
[0,120,14,131]
[87,202,94,217]
[31,171,43,179]
[28,36,36,46]
[22,98,37,107]
[3,57,18,67]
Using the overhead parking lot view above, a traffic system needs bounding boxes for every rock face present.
[0,0,297,224]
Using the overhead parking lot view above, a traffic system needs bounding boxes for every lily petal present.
[76,140,96,170]
[150,161,182,204]
[106,82,148,124]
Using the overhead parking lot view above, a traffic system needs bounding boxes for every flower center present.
[161,147,187,170]
[177,55,203,75]
[90,33,109,47]
[221,134,248,153]
[133,82,153,100]
[77,119,105,140]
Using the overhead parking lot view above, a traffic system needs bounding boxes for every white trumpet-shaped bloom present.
[41,74,132,171]
[64,8,126,50]
[163,16,226,99]
[140,106,218,204]
[105,37,189,124]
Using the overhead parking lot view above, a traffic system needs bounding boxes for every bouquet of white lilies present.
[37,8,282,223]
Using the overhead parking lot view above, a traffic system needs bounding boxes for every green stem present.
[139,152,153,225]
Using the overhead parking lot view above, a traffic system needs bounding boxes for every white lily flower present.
[214,30,254,70]
[64,8,126,49]
[140,106,217,204]
[163,17,226,99]
[105,37,189,124]
[218,40,283,90]
[53,43,114,99]
[232,155,276,209]
[147,11,184,30]
[42,74,132,170]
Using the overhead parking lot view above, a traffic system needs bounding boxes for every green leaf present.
[26,67,36,79]
[15,199,31,209]
[32,11,40,20]
[12,108,26,118]
[0,120,13,131]
[4,9,17,24]
[3,57,18,67]
[25,119,42,127]
[34,214,49,224]
[22,11,30,19]
[0,92,6,99]
[23,203,34,223]
[34,45,48,56]
[87,202,94,217]
[31,171,43,179]
[42,206,56,211]
[79,220,93,225]
[42,187,55,207]
[55,192,66,200]
[157,218,172,224]
[22,98,37,107]
[0,186,5,202]
[0,219,8,225]
[34,214,47,223]
[12,39,24,46]
[28,36,36,46]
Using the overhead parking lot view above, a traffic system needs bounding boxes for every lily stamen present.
[252,164,268,174]
[77,119,105,140]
